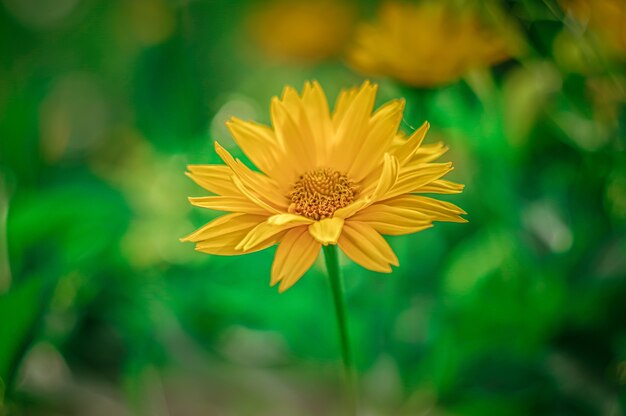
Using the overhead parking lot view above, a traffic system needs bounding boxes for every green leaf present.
[0,277,46,389]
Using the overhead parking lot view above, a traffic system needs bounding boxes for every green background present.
[1,0,625,414]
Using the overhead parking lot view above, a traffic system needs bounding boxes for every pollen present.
[288,168,358,220]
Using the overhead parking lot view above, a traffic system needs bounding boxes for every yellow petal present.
[368,153,399,203]
[236,219,308,251]
[185,165,239,196]
[271,227,321,292]
[226,117,280,177]
[332,86,359,129]
[386,162,453,199]
[268,213,314,226]
[195,230,282,255]
[330,81,378,171]
[230,175,282,215]
[180,213,266,243]
[280,86,319,165]
[392,121,430,165]
[409,142,448,164]
[214,141,287,210]
[337,221,398,272]
[308,217,344,245]
[417,179,465,194]
[357,222,433,236]
[188,195,270,215]
[385,195,467,222]
[302,81,333,164]
[271,96,315,172]
[349,203,433,235]
[350,203,432,223]
[334,198,369,219]
[348,99,405,182]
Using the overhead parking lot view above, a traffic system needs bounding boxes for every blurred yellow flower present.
[348,1,511,87]
[182,81,465,292]
[561,0,626,56]
[246,0,355,62]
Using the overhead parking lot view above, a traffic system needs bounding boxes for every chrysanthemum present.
[182,81,465,292]
[246,0,355,63]
[348,1,512,87]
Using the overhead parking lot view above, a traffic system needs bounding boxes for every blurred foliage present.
[0,0,625,415]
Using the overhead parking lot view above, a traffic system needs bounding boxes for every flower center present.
[288,168,358,220]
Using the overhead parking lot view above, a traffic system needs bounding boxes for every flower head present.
[182,81,466,292]
[246,0,356,63]
[560,0,626,56]
[348,1,511,87]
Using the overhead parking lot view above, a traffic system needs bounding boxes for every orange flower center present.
[288,168,358,220]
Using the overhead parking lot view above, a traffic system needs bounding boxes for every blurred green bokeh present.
[1,0,625,415]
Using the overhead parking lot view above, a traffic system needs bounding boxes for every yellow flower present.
[348,1,511,87]
[246,0,355,63]
[182,81,465,292]
[560,0,626,56]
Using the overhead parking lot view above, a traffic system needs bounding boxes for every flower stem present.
[322,244,357,415]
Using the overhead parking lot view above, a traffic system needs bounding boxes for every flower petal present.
[230,175,283,215]
[268,213,314,226]
[409,142,449,164]
[355,222,433,236]
[417,179,465,194]
[214,141,287,210]
[334,198,369,219]
[348,99,405,182]
[308,217,344,245]
[330,81,378,172]
[280,86,320,165]
[367,153,400,203]
[271,96,315,173]
[385,162,454,199]
[188,195,270,215]
[302,81,333,164]
[350,203,432,223]
[226,117,280,177]
[337,221,398,272]
[236,218,309,251]
[185,165,239,196]
[195,230,283,255]
[271,227,321,292]
[384,195,467,223]
[392,121,430,165]
[349,203,433,235]
[332,86,359,130]
[180,213,266,243]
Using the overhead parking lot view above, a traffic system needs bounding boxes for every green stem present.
[323,245,357,415]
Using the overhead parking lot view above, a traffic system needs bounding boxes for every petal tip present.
[224,117,238,128]
[278,280,293,293]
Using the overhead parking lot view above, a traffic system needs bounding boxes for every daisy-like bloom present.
[182,81,466,292]
[560,0,626,56]
[348,1,512,87]
[246,0,355,63]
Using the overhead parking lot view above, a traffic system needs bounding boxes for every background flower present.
[348,1,515,87]
[245,0,356,63]
[561,0,626,57]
